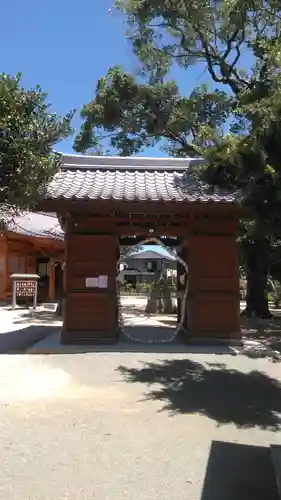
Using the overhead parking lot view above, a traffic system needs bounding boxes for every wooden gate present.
[63,233,118,344]
[188,234,240,339]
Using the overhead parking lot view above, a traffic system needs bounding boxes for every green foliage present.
[119,244,142,260]
[115,0,281,90]
[76,1,281,314]
[74,65,232,157]
[0,73,74,212]
[112,0,281,238]
[77,2,281,196]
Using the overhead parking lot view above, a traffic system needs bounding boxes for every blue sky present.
[1,0,131,153]
[1,1,252,256]
[0,0,221,156]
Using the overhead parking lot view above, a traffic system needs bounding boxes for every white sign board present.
[85,277,99,288]
[85,276,109,288]
[98,275,108,288]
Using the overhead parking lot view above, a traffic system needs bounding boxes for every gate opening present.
[117,237,189,344]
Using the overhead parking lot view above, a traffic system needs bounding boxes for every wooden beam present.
[7,231,64,251]
[0,233,8,300]
[119,236,181,247]
[70,214,189,227]
[116,216,189,225]
[68,214,189,237]
[115,225,188,237]
[39,199,244,217]
[48,259,56,302]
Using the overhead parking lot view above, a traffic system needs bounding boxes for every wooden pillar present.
[62,216,118,344]
[48,259,56,302]
[26,255,36,274]
[176,260,183,323]
[176,244,188,326]
[187,214,241,343]
[0,233,8,302]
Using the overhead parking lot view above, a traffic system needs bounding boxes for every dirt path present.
[0,351,280,499]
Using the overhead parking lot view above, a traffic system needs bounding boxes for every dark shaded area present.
[271,445,281,498]
[118,358,281,429]
[0,325,59,353]
[242,315,281,355]
[241,237,271,319]
[201,441,279,500]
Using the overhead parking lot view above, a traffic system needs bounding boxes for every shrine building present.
[41,154,242,345]
[0,211,64,304]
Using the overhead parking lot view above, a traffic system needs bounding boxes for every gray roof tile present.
[124,250,175,261]
[46,155,237,203]
[7,212,63,240]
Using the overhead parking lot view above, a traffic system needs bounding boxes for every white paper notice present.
[98,275,108,288]
[85,277,99,288]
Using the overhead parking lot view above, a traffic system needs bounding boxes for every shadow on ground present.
[118,358,281,429]
[201,440,279,500]
[12,310,62,325]
[0,325,60,353]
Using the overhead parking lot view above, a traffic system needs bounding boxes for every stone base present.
[61,328,120,345]
[180,328,242,346]
[186,337,243,346]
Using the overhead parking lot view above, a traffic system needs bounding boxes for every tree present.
[75,1,281,317]
[0,73,74,216]
[74,67,230,156]
[119,244,142,260]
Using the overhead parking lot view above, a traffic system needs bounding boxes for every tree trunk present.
[241,237,272,318]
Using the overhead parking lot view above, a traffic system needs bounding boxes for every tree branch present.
[164,126,186,147]
[149,19,251,93]
[222,27,241,60]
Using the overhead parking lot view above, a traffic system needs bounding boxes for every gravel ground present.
[0,351,280,500]
[1,301,281,499]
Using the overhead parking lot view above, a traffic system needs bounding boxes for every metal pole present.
[12,280,17,310]
[33,280,38,310]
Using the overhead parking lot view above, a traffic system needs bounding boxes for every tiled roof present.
[46,154,237,203]
[60,154,206,170]
[124,250,175,261]
[7,212,63,240]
